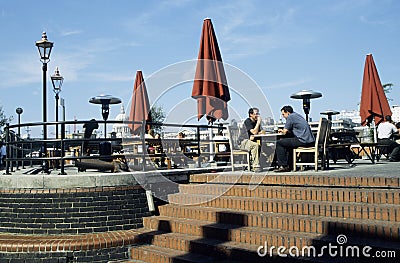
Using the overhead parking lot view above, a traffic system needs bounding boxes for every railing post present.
[59,122,66,175]
[4,123,11,175]
[141,120,146,171]
[15,133,19,170]
[197,126,201,168]
[29,141,33,167]
[21,136,25,169]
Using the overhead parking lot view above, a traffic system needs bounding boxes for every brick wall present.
[0,246,128,263]
[0,186,151,235]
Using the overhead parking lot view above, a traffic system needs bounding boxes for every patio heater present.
[290,90,322,122]
[89,95,121,138]
[320,110,340,121]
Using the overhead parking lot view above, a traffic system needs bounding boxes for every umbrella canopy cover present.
[129,70,152,135]
[192,18,230,123]
[360,54,392,126]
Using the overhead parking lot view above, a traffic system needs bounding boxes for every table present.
[352,143,378,164]
[253,133,285,143]
[253,133,286,165]
[328,130,360,164]
[330,131,359,144]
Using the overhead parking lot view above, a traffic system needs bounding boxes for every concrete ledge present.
[0,166,227,189]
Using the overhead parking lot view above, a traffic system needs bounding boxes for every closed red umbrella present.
[129,70,152,135]
[360,54,392,127]
[192,18,230,124]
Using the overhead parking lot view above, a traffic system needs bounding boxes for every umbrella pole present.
[372,119,377,143]
[209,127,214,162]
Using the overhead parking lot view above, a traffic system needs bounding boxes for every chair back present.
[227,126,241,150]
[315,118,329,149]
[324,119,332,148]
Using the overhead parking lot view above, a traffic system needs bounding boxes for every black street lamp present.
[51,67,64,139]
[15,107,23,138]
[15,107,24,170]
[36,32,53,173]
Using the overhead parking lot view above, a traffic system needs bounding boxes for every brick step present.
[178,184,400,205]
[158,204,400,232]
[189,173,400,188]
[143,214,399,245]
[130,244,230,263]
[130,231,314,263]
[149,228,317,252]
[140,217,399,262]
[122,225,399,263]
[167,193,400,222]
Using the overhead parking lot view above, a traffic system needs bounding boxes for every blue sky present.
[1,0,400,137]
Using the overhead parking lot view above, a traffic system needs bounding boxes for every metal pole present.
[17,114,21,138]
[104,121,107,139]
[42,62,49,173]
[59,122,66,175]
[55,93,59,139]
[17,113,21,170]
[4,123,11,175]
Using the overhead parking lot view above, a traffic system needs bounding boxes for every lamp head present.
[35,32,53,63]
[16,107,23,115]
[51,67,64,94]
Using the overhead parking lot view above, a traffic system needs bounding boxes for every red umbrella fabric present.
[192,18,230,124]
[360,54,392,126]
[129,70,152,135]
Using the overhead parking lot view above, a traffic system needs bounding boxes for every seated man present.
[238,107,263,172]
[275,105,315,172]
[377,115,400,161]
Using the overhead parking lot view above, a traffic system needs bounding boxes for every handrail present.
[3,120,228,174]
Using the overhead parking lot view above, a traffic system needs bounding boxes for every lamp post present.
[60,97,66,137]
[15,107,23,169]
[51,67,64,139]
[36,32,53,173]
[15,107,23,138]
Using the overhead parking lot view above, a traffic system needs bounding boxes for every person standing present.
[0,141,6,169]
[275,105,315,172]
[377,115,400,161]
[238,107,263,172]
[395,122,400,144]
[82,119,99,155]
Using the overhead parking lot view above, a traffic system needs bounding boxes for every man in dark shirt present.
[239,107,263,172]
[275,105,315,172]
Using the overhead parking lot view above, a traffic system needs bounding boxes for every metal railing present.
[3,120,227,174]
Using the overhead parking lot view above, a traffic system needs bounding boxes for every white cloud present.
[60,30,82,37]
[264,78,312,90]
[359,15,388,26]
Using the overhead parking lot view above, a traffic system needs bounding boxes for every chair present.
[327,128,360,164]
[293,118,330,171]
[226,126,251,171]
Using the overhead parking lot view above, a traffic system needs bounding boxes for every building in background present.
[112,105,131,138]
